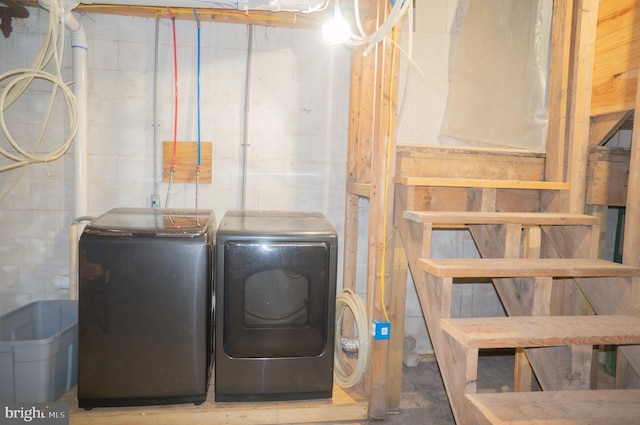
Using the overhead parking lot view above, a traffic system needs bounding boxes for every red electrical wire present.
[168,7,178,172]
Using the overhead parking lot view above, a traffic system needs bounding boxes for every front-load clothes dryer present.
[214,210,337,402]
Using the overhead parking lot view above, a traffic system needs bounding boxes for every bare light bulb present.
[322,14,351,45]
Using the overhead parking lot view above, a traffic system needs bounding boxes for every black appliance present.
[77,208,215,408]
[215,210,338,402]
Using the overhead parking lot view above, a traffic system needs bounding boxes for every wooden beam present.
[566,0,600,214]
[386,227,408,412]
[394,177,570,191]
[346,26,369,190]
[62,384,368,424]
[21,0,342,28]
[396,144,546,181]
[545,0,574,184]
[361,0,404,418]
[623,67,640,267]
[589,110,634,148]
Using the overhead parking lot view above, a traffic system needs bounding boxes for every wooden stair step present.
[418,258,640,278]
[441,315,640,349]
[404,210,599,227]
[465,389,640,425]
[394,176,570,190]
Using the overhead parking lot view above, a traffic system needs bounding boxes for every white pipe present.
[38,0,88,299]
[37,0,88,221]
[68,14,88,220]
[77,0,326,12]
[64,11,89,302]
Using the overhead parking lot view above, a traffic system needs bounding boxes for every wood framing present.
[341,0,406,418]
[17,0,640,422]
[566,0,600,214]
[62,385,368,424]
[384,1,640,423]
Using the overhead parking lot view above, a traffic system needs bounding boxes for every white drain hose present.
[334,288,370,388]
[0,0,79,175]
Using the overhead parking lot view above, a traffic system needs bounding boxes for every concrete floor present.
[361,349,616,425]
[377,351,512,425]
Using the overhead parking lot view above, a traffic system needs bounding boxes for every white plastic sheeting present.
[439,0,553,151]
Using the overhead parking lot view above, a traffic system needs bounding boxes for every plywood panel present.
[162,141,212,184]
[591,0,640,116]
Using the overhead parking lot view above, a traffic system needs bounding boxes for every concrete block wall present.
[0,1,500,361]
[0,8,350,315]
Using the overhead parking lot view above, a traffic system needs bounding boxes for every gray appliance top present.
[84,208,215,237]
[217,210,337,238]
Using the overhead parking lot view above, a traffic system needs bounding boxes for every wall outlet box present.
[372,321,391,340]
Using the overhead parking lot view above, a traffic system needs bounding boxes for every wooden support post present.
[387,228,408,412]
[622,67,640,268]
[341,193,360,337]
[566,0,600,214]
[341,0,394,417]
[514,349,534,392]
[514,227,542,391]
[614,66,640,389]
[543,0,574,213]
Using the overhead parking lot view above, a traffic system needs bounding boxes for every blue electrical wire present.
[193,8,201,167]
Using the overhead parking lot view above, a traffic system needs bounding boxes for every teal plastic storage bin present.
[0,300,78,402]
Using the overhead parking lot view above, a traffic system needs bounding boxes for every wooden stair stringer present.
[397,216,472,425]
[467,223,539,318]
[396,202,640,422]
[576,276,640,316]
[540,224,602,317]
[576,274,640,387]
[467,225,598,390]
[541,223,601,258]
[415,271,476,425]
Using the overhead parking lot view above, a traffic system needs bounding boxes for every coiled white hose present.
[0,0,79,176]
[334,288,371,388]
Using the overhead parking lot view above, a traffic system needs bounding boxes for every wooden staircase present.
[395,179,640,425]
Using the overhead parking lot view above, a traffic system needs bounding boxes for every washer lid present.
[84,208,215,237]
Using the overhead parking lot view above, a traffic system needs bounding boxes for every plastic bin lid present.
[84,208,215,237]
